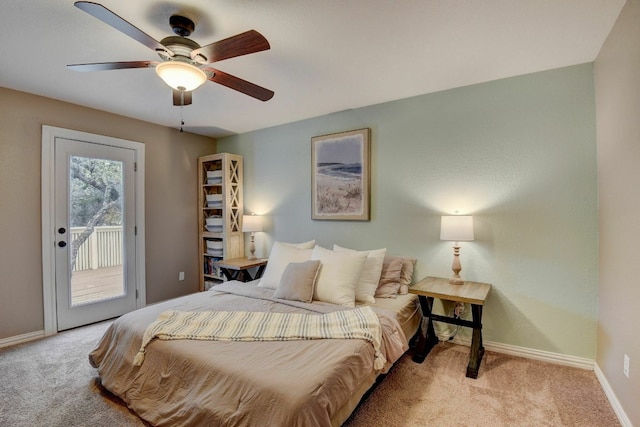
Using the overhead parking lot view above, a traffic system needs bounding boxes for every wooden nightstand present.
[409,276,491,379]
[213,258,268,282]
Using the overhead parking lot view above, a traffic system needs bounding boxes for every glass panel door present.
[54,138,137,331]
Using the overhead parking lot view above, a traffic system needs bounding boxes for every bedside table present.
[409,276,491,379]
[213,258,268,282]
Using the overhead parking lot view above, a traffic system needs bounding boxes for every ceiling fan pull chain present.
[179,104,185,133]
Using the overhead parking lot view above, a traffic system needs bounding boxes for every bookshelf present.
[197,153,244,290]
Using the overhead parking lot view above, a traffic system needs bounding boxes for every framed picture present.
[312,128,370,221]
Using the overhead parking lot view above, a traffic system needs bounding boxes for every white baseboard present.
[485,339,594,370]
[594,363,633,427]
[439,333,594,369]
[438,333,630,427]
[0,330,45,349]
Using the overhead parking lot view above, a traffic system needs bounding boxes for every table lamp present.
[242,215,263,260]
[440,215,474,285]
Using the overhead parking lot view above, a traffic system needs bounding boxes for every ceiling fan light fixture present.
[155,61,207,91]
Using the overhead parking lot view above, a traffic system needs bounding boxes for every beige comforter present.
[89,281,409,427]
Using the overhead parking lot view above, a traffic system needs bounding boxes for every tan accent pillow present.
[375,257,404,298]
[383,255,417,294]
[273,260,321,303]
[399,257,417,293]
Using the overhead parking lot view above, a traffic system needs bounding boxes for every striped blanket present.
[133,306,385,370]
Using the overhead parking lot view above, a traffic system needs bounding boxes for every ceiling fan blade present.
[173,90,193,106]
[192,30,270,64]
[67,61,157,72]
[207,68,274,101]
[74,1,172,55]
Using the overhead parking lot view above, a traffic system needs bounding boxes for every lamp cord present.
[447,303,465,341]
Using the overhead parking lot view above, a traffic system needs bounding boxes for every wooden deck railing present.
[71,226,123,271]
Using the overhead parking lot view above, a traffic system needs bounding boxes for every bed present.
[89,243,421,426]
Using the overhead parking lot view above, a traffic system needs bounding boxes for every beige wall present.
[0,87,216,340]
[594,0,640,424]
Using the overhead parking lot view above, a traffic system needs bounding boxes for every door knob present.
[58,241,67,248]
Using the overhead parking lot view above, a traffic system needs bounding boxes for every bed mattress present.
[89,281,421,426]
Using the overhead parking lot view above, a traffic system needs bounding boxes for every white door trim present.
[41,125,146,336]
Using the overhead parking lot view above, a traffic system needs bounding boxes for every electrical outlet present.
[623,354,630,378]
[179,272,185,281]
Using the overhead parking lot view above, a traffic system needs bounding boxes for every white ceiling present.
[0,0,625,138]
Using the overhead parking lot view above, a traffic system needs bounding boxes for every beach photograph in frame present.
[312,128,370,221]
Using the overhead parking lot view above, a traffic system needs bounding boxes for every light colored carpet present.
[344,344,620,427]
[0,321,620,427]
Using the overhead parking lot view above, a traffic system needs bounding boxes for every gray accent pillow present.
[273,260,321,303]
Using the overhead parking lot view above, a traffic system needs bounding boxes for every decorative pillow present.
[383,255,417,294]
[258,242,314,289]
[399,257,417,287]
[375,257,404,298]
[311,245,368,307]
[280,240,316,249]
[273,260,321,303]
[333,244,386,304]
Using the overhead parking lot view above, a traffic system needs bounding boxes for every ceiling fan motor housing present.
[170,15,195,37]
[157,36,207,64]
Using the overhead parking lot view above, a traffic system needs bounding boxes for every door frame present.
[41,125,146,335]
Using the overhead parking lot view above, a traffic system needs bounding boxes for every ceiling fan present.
[68,1,274,106]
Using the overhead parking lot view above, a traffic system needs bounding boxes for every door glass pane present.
[69,156,125,307]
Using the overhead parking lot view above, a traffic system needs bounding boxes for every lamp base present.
[449,277,464,285]
[450,245,464,285]
[247,233,257,260]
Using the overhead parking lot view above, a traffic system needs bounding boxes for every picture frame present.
[311,128,370,221]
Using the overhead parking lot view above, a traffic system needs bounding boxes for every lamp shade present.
[242,215,263,233]
[155,61,207,91]
[440,215,474,242]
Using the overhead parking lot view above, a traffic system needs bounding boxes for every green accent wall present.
[219,64,598,358]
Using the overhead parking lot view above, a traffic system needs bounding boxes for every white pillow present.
[311,245,367,307]
[280,240,316,249]
[258,242,314,289]
[333,244,386,304]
